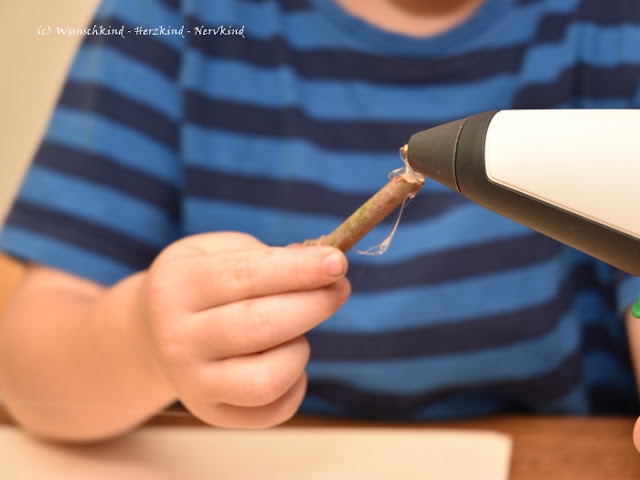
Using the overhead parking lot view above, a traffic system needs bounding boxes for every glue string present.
[354,193,413,256]
[353,152,422,256]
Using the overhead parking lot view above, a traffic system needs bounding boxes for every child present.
[1,0,639,443]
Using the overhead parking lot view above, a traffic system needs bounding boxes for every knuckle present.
[146,258,184,308]
[243,299,275,341]
[148,318,193,370]
[289,253,307,284]
[145,264,170,303]
[153,325,187,362]
[230,254,259,287]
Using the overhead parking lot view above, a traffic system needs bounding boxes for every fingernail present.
[324,251,347,277]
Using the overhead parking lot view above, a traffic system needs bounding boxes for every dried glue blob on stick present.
[304,145,425,253]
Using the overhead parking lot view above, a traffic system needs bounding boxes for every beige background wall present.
[0,0,100,224]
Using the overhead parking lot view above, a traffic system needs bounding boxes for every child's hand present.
[143,232,350,428]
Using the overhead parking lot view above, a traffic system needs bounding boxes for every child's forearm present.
[0,265,175,442]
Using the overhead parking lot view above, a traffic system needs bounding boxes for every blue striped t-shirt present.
[2,0,640,419]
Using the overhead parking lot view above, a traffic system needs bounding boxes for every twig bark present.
[304,172,424,252]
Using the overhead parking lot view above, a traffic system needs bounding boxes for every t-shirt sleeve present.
[0,0,184,286]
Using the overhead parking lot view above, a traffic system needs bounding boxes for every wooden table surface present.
[1,404,639,479]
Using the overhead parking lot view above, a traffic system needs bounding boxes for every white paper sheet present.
[0,425,512,480]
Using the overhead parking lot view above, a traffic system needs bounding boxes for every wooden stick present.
[304,173,423,252]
